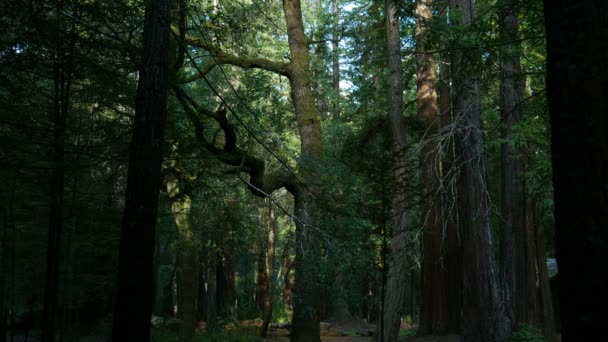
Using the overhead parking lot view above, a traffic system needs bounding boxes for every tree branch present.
[178,36,290,83]
[173,86,295,196]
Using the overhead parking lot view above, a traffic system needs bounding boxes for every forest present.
[1,0,606,341]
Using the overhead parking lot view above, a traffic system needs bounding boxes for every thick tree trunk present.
[498,0,537,329]
[261,201,276,337]
[450,0,509,340]
[439,24,463,334]
[167,180,199,341]
[111,0,170,339]
[291,191,322,342]
[282,1,324,341]
[382,1,409,341]
[416,0,448,335]
[544,1,608,339]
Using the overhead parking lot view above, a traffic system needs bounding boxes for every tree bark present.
[416,0,448,335]
[382,1,409,341]
[111,0,170,339]
[282,1,325,341]
[544,1,608,339]
[498,0,537,329]
[167,179,199,341]
[261,200,276,337]
[450,0,509,340]
[439,16,463,334]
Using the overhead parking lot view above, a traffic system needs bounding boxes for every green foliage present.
[509,324,546,342]
[150,327,262,342]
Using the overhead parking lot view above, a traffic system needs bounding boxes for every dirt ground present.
[263,319,461,342]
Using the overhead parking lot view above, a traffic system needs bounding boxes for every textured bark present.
[450,0,509,340]
[261,201,276,337]
[544,1,608,339]
[283,1,324,341]
[111,0,170,339]
[439,25,463,335]
[416,0,447,335]
[498,0,537,329]
[167,179,199,341]
[382,1,409,341]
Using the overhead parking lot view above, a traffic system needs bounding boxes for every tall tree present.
[450,0,509,340]
[416,0,448,335]
[498,0,537,329]
[260,200,276,337]
[544,0,608,339]
[381,0,409,341]
[331,0,340,120]
[166,176,199,341]
[111,0,170,339]
[439,4,463,333]
[41,2,80,340]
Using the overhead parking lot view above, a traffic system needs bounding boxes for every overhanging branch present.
[173,86,295,196]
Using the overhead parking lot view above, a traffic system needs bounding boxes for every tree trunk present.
[416,0,448,335]
[438,20,463,334]
[261,200,276,337]
[219,251,237,321]
[382,1,409,341]
[331,0,340,120]
[206,249,218,333]
[544,1,608,338]
[255,248,269,314]
[111,0,170,339]
[450,0,509,340]
[282,1,324,341]
[498,0,537,329]
[0,173,16,342]
[531,201,556,339]
[41,3,79,338]
[167,180,199,341]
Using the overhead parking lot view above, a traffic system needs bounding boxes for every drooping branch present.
[173,86,295,196]
[178,36,290,83]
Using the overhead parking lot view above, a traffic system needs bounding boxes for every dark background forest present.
[1,0,606,341]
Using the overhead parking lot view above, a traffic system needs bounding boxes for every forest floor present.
[263,319,461,342]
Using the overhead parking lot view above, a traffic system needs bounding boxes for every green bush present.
[510,324,545,342]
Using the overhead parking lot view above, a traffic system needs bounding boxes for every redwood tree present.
[450,0,509,340]
[498,0,538,329]
[111,0,170,339]
[544,0,608,339]
[416,0,449,335]
[381,0,409,341]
